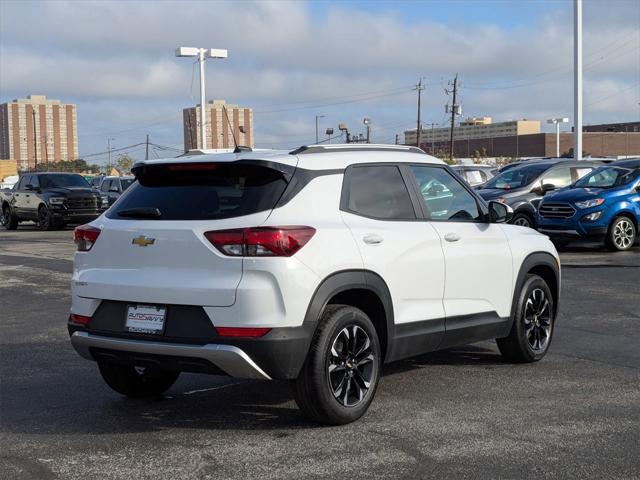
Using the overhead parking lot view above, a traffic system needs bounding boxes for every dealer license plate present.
[125,305,166,334]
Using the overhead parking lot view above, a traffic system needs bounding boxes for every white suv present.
[69,144,560,424]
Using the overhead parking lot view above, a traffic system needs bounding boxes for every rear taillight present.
[74,224,101,251]
[69,314,91,326]
[204,226,315,257]
[215,327,271,337]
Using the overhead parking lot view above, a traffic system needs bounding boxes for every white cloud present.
[0,0,638,160]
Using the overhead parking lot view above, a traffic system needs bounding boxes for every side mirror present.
[109,186,120,193]
[24,184,34,191]
[532,183,555,196]
[489,201,513,224]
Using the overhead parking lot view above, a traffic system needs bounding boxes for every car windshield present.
[39,174,90,189]
[574,166,638,188]
[483,164,550,190]
[120,179,135,191]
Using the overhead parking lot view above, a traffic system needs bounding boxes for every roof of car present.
[610,158,640,169]
[133,144,445,172]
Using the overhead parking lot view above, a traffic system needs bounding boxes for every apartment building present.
[0,95,78,170]
[404,117,541,146]
[183,99,254,151]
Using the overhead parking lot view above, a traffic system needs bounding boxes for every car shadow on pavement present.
[0,343,506,435]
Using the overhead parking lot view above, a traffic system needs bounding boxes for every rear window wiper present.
[117,207,162,218]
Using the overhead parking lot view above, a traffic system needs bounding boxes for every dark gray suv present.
[477,159,602,228]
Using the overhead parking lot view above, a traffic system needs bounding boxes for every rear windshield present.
[120,179,135,191]
[40,174,90,189]
[107,162,289,220]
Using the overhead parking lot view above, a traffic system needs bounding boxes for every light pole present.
[176,47,228,150]
[363,118,372,143]
[547,118,569,157]
[315,115,325,144]
[573,0,582,160]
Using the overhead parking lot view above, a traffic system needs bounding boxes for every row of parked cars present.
[1,173,133,230]
[464,158,639,251]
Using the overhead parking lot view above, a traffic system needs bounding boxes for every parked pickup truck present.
[1,172,104,230]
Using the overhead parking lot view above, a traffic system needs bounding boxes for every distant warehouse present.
[405,118,640,158]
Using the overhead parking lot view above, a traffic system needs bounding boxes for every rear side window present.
[107,162,289,220]
[345,165,416,220]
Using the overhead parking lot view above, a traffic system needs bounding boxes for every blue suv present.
[537,159,640,251]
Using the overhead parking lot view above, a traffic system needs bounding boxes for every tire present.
[511,212,534,229]
[37,205,57,231]
[605,216,636,251]
[293,305,382,425]
[497,274,555,363]
[98,361,179,398]
[1,205,18,230]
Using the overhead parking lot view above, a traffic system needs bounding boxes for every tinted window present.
[121,179,135,191]
[108,163,289,220]
[16,176,26,190]
[29,175,40,188]
[574,166,639,188]
[100,180,111,192]
[346,165,415,220]
[541,166,573,188]
[39,174,90,189]
[410,166,481,222]
[483,164,550,189]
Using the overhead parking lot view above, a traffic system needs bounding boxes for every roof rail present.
[290,144,426,155]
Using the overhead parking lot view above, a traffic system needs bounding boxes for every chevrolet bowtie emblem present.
[132,236,155,247]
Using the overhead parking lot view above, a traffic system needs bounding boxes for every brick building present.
[183,99,253,151]
[0,95,78,171]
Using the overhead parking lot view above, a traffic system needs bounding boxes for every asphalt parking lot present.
[1,226,639,480]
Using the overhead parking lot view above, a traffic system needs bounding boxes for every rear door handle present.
[444,232,461,242]
[363,234,384,245]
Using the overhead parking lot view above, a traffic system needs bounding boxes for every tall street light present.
[573,0,582,160]
[547,118,569,157]
[363,118,372,143]
[176,47,228,150]
[315,115,325,144]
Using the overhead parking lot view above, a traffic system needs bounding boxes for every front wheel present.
[1,205,18,230]
[98,362,179,398]
[605,216,636,251]
[497,274,555,363]
[293,305,381,425]
[511,212,534,229]
[37,205,56,231]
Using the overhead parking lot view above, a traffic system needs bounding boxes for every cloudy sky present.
[1,0,638,164]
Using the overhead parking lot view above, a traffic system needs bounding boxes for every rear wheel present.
[293,305,381,425]
[497,274,555,363]
[605,216,636,251]
[1,205,18,230]
[511,212,534,229]
[98,361,179,398]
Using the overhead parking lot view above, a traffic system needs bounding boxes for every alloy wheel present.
[613,219,634,250]
[327,325,376,407]
[513,216,531,228]
[524,288,552,352]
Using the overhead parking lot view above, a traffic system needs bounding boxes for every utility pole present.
[573,0,583,160]
[446,74,459,162]
[145,134,150,160]
[414,79,425,148]
[32,109,38,170]
[107,138,112,170]
[395,134,399,145]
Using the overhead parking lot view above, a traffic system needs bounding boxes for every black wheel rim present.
[0,209,8,226]
[38,208,48,227]
[524,288,552,352]
[327,325,376,407]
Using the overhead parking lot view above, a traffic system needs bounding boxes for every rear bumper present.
[71,331,272,380]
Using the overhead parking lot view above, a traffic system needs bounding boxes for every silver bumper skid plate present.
[71,331,271,380]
